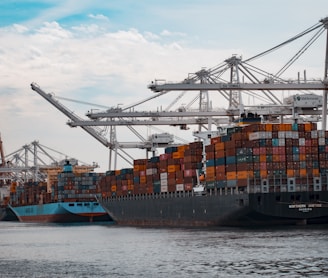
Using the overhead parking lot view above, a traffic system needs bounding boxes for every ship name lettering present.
[289,204,306,209]
[308,204,322,208]
[298,207,312,212]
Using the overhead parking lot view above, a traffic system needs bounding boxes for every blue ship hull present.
[9,201,111,223]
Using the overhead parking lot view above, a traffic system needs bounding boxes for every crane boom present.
[148,81,328,92]
[31,83,110,148]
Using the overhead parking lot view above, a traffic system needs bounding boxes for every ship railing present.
[246,174,328,194]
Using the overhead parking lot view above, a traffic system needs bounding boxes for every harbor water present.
[0,222,328,277]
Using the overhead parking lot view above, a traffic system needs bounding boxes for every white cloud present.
[1,7,327,171]
[88,13,109,21]
[160,30,186,37]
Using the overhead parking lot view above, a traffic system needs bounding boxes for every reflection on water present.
[0,222,327,277]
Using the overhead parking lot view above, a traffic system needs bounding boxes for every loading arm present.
[31,83,110,148]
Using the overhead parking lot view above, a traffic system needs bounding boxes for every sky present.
[1,0,328,172]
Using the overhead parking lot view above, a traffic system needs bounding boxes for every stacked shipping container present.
[100,122,328,198]
[206,122,325,192]
[10,172,104,207]
[99,141,203,197]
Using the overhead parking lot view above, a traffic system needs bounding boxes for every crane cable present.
[275,26,325,77]
[244,22,323,63]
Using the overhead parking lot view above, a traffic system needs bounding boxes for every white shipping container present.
[299,138,305,146]
[160,172,168,180]
[161,185,168,193]
[311,130,318,138]
[265,131,272,139]
[318,130,325,138]
[176,184,184,191]
[292,131,299,139]
[278,138,285,146]
[278,131,285,138]
[249,132,260,141]
[146,168,157,175]
[160,179,168,186]
[319,138,325,146]
[285,131,293,138]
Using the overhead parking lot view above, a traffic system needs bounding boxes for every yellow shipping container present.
[111,185,117,192]
[265,123,273,131]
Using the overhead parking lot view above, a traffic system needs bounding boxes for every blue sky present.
[0,1,328,171]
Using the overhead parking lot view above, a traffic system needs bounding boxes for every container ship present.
[7,161,111,223]
[98,122,328,227]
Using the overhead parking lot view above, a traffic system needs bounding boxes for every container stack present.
[98,122,328,198]
[10,172,104,207]
[100,141,204,197]
[55,172,103,202]
[9,181,49,206]
[205,122,323,191]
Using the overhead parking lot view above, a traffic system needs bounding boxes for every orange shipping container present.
[287,169,294,177]
[178,144,189,152]
[299,169,307,177]
[172,151,184,159]
[140,176,147,184]
[206,172,216,180]
[260,170,267,178]
[168,164,180,173]
[260,154,266,162]
[304,123,312,132]
[237,171,248,179]
[226,171,237,180]
[247,170,254,178]
[313,168,320,177]
[206,166,216,175]
[215,142,225,151]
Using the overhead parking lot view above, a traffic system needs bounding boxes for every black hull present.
[100,190,328,227]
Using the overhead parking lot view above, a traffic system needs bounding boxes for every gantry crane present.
[32,17,328,169]
[0,139,97,185]
[31,83,179,169]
